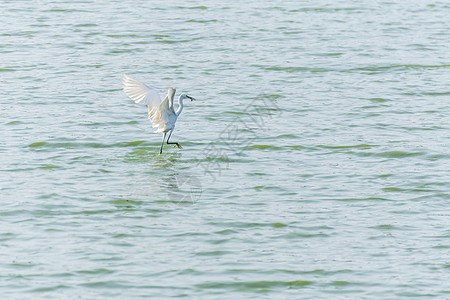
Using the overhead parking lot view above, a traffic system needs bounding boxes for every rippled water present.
[1,0,450,298]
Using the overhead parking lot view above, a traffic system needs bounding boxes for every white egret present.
[122,74,195,154]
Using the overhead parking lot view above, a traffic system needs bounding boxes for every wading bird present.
[122,74,195,154]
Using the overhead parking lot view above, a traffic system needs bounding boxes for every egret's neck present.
[175,95,185,116]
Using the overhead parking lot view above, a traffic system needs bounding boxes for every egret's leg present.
[159,132,167,154]
[166,129,182,149]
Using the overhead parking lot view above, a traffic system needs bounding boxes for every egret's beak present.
[186,95,195,101]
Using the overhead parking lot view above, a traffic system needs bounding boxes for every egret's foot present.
[175,143,183,149]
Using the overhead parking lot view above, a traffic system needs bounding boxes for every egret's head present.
[181,93,195,101]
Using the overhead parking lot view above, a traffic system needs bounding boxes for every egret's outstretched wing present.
[168,88,176,112]
[122,74,177,133]
[122,74,160,108]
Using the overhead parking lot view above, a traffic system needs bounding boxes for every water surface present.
[1,0,450,298]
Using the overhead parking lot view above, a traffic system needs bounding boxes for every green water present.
[1,0,450,298]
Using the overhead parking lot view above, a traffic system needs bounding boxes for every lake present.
[1,0,449,298]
